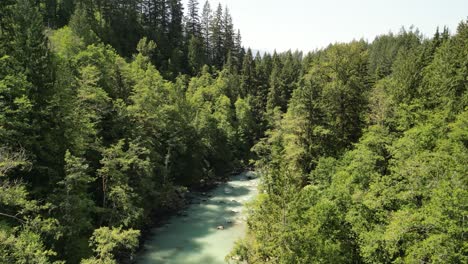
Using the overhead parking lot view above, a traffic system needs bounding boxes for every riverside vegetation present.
[0,0,467,263]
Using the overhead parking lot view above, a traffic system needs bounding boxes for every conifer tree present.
[188,34,205,74]
[4,0,65,192]
[201,0,212,63]
[223,7,235,57]
[266,51,286,113]
[98,0,142,57]
[186,0,201,37]
[167,0,185,76]
[233,29,244,70]
[53,151,95,262]
[69,2,99,45]
[210,3,224,68]
[7,0,52,98]
[142,0,170,69]
[240,49,256,98]
[255,51,273,101]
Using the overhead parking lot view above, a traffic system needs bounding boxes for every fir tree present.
[201,0,212,63]
[188,34,205,74]
[223,7,235,57]
[186,0,201,37]
[167,0,185,76]
[210,3,224,68]
[240,48,256,98]
[233,29,244,70]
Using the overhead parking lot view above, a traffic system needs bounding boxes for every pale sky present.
[182,0,468,52]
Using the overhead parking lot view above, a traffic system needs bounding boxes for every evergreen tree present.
[422,20,468,114]
[235,97,256,162]
[142,0,170,69]
[2,0,64,197]
[223,7,235,57]
[98,0,142,57]
[201,0,212,63]
[0,1,34,147]
[255,52,273,106]
[6,0,52,98]
[210,3,224,68]
[252,52,272,134]
[2,1,465,262]
[69,2,99,46]
[233,29,244,70]
[0,0,15,40]
[281,50,302,102]
[266,51,286,113]
[167,0,185,76]
[56,0,75,27]
[188,34,205,74]
[53,151,95,262]
[239,49,256,98]
[186,0,201,37]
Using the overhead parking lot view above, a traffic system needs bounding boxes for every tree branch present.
[0,212,25,224]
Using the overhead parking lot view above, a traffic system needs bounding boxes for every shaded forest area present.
[0,0,467,263]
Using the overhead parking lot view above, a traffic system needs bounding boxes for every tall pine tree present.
[186,0,201,37]
[210,3,224,68]
[223,7,235,58]
[201,0,212,64]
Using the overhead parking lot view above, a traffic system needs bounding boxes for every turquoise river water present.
[137,172,259,264]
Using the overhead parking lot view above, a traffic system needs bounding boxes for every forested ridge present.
[229,23,468,264]
[0,0,466,263]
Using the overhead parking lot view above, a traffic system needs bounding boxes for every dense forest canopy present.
[229,23,468,264]
[0,0,466,263]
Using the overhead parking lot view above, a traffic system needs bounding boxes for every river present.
[137,171,259,264]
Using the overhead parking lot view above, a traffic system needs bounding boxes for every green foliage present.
[368,28,422,79]
[233,22,468,264]
[422,20,468,114]
[52,151,95,262]
[0,148,61,263]
[0,229,60,264]
[49,26,85,60]
[81,226,139,264]
[1,0,251,262]
[68,3,99,46]
[0,61,33,146]
[5,0,52,92]
[2,1,467,262]
[97,140,150,227]
[188,35,205,74]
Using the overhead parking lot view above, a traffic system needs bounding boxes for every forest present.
[0,0,466,263]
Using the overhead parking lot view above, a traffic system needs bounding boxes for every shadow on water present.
[137,172,258,264]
